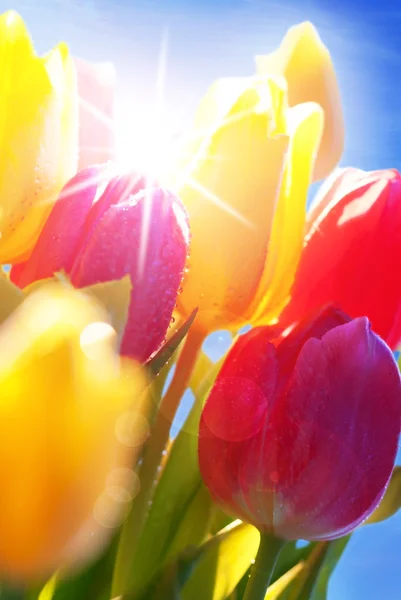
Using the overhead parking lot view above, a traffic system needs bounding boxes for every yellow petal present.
[0,283,144,580]
[45,42,79,185]
[256,21,343,181]
[250,101,324,324]
[176,75,289,333]
[23,274,132,349]
[0,11,34,78]
[0,13,78,263]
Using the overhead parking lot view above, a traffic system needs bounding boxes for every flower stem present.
[243,534,286,600]
[112,326,204,596]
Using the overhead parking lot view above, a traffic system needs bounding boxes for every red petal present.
[278,169,401,349]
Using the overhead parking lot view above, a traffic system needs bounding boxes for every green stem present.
[243,534,286,600]
[112,326,204,596]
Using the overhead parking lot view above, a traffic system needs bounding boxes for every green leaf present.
[264,563,305,600]
[0,583,25,600]
[81,275,132,348]
[279,537,350,600]
[180,521,260,600]
[38,573,58,600]
[122,385,208,592]
[164,483,214,563]
[120,341,224,595]
[364,466,401,525]
[147,309,198,380]
[209,509,234,536]
[45,536,119,600]
[0,275,23,325]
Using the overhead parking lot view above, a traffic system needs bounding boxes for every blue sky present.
[4,0,401,597]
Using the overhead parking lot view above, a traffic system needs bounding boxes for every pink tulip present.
[199,307,401,540]
[11,165,190,363]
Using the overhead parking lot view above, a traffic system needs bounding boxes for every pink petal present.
[271,318,401,540]
[74,57,116,169]
[10,166,107,288]
[70,188,189,362]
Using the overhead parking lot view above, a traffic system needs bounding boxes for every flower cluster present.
[0,9,400,600]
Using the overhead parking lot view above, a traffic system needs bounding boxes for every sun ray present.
[186,176,256,229]
[78,96,116,132]
[171,102,265,190]
[78,145,117,157]
[137,183,155,282]
[156,27,169,110]
[57,167,113,201]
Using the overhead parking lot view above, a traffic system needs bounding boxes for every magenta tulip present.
[198,308,401,540]
[10,165,190,363]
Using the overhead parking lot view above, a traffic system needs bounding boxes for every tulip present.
[10,165,190,363]
[198,307,401,541]
[74,56,116,169]
[0,282,145,580]
[0,11,78,264]
[172,75,323,334]
[276,168,401,350]
[256,21,344,181]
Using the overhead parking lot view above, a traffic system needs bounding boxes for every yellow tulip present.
[173,75,323,334]
[256,21,344,181]
[0,11,78,264]
[0,282,146,581]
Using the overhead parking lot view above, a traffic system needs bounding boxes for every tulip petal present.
[199,329,279,522]
[74,56,116,169]
[45,41,79,190]
[277,168,401,348]
[307,166,363,224]
[268,318,401,540]
[250,101,324,325]
[10,166,107,288]
[70,189,189,362]
[0,22,78,263]
[0,283,143,579]
[198,424,255,523]
[256,21,344,180]
[176,75,289,331]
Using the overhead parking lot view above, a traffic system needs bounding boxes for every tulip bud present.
[198,308,401,541]
[11,166,190,363]
[277,168,401,350]
[0,11,78,264]
[256,21,344,181]
[0,283,145,581]
[172,75,323,334]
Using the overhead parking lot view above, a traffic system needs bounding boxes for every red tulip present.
[198,307,401,541]
[74,57,116,169]
[10,165,190,363]
[276,168,401,349]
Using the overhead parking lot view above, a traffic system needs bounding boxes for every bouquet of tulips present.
[0,9,400,600]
